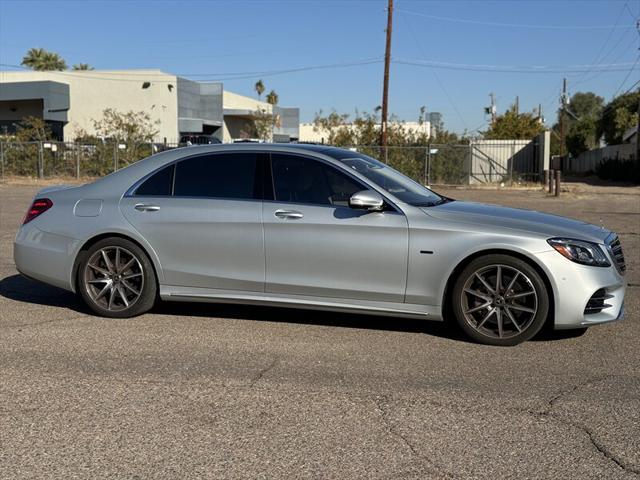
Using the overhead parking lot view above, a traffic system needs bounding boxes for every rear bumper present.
[534,250,626,330]
[14,224,80,292]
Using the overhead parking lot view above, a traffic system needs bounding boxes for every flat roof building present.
[0,69,299,143]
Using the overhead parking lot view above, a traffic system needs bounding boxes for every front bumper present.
[14,224,81,292]
[534,250,626,329]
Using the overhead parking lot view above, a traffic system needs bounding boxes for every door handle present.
[274,209,303,220]
[134,203,161,212]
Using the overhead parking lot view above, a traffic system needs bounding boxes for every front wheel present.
[78,237,157,318]
[451,254,549,346]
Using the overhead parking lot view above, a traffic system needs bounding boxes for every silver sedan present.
[14,144,626,346]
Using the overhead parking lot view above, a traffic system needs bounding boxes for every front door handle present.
[274,209,303,220]
[134,203,161,212]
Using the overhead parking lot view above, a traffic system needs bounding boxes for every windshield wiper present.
[433,197,454,206]
[413,197,454,207]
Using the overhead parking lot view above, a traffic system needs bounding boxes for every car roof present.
[174,143,346,155]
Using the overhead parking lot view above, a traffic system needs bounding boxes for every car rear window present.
[173,153,259,199]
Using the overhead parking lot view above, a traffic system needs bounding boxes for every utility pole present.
[380,0,393,160]
[636,88,639,163]
[538,103,543,123]
[487,93,497,123]
[560,78,568,165]
[515,96,519,115]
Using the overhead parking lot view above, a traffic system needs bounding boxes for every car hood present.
[422,201,611,243]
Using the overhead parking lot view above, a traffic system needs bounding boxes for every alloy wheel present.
[83,246,144,312]
[460,264,538,339]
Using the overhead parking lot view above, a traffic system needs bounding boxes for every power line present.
[398,7,468,130]
[396,8,635,29]
[393,58,639,73]
[611,55,640,98]
[0,58,384,83]
[571,1,630,86]
[571,32,638,87]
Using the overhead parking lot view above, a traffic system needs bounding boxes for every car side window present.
[135,164,174,196]
[271,154,364,207]
[173,152,259,199]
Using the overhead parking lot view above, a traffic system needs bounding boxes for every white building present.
[0,69,299,143]
[298,121,431,144]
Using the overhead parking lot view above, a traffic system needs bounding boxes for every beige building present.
[298,121,431,144]
[0,69,299,143]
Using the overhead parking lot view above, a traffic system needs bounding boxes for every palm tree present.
[72,63,94,71]
[254,79,265,100]
[21,48,67,71]
[266,90,279,106]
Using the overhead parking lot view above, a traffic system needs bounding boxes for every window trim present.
[124,148,402,212]
[125,151,264,202]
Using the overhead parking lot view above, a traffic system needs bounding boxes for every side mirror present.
[349,190,384,211]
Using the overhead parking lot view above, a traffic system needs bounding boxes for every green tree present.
[14,116,53,142]
[254,79,265,100]
[483,106,544,140]
[21,48,67,71]
[266,90,279,106]
[565,119,598,157]
[569,92,604,118]
[91,108,159,168]
[92,108,159,143]
[563,92,604,157]
[240,108,274,141]
[72,63,94,70]
[597,91,639,145]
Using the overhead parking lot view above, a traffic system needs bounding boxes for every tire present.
[451,254,549,346]
[77,237,157,318]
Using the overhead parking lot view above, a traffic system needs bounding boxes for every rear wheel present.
[78,237,156,318]
[451,254,549,346]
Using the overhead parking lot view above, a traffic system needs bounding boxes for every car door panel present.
[119,151,265,292]
[121,196,264,291]
[264,203,408,302]
[263,153,409,303]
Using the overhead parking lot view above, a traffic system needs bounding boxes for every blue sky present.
[1,0,638,133]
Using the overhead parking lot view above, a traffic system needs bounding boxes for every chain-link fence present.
[0,141,176,180]
[352,145,472,185]
[0,141,544,186]
[352,141,545,185]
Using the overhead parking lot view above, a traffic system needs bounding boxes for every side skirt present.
[160,285,443,320]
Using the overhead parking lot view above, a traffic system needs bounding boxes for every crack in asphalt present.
[527,378,640,476]
[372,395,455,479]
[249,357,278,388]
[2,363,638,476]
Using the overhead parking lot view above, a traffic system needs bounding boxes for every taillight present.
[23,198,53,225]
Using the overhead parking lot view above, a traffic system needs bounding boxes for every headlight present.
[547,238,610,267]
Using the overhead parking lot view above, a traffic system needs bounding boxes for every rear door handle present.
[274,209,303,220]
[134,203,160,212]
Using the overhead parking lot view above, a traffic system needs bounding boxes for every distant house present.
[622,126,637,145]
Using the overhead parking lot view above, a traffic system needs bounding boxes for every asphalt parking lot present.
[0,181,638,479]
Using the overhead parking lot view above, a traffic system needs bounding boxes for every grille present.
[607,234,626,275]
[584,288,613,315]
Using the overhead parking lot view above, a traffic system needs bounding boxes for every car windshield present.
[335,152,446,206]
